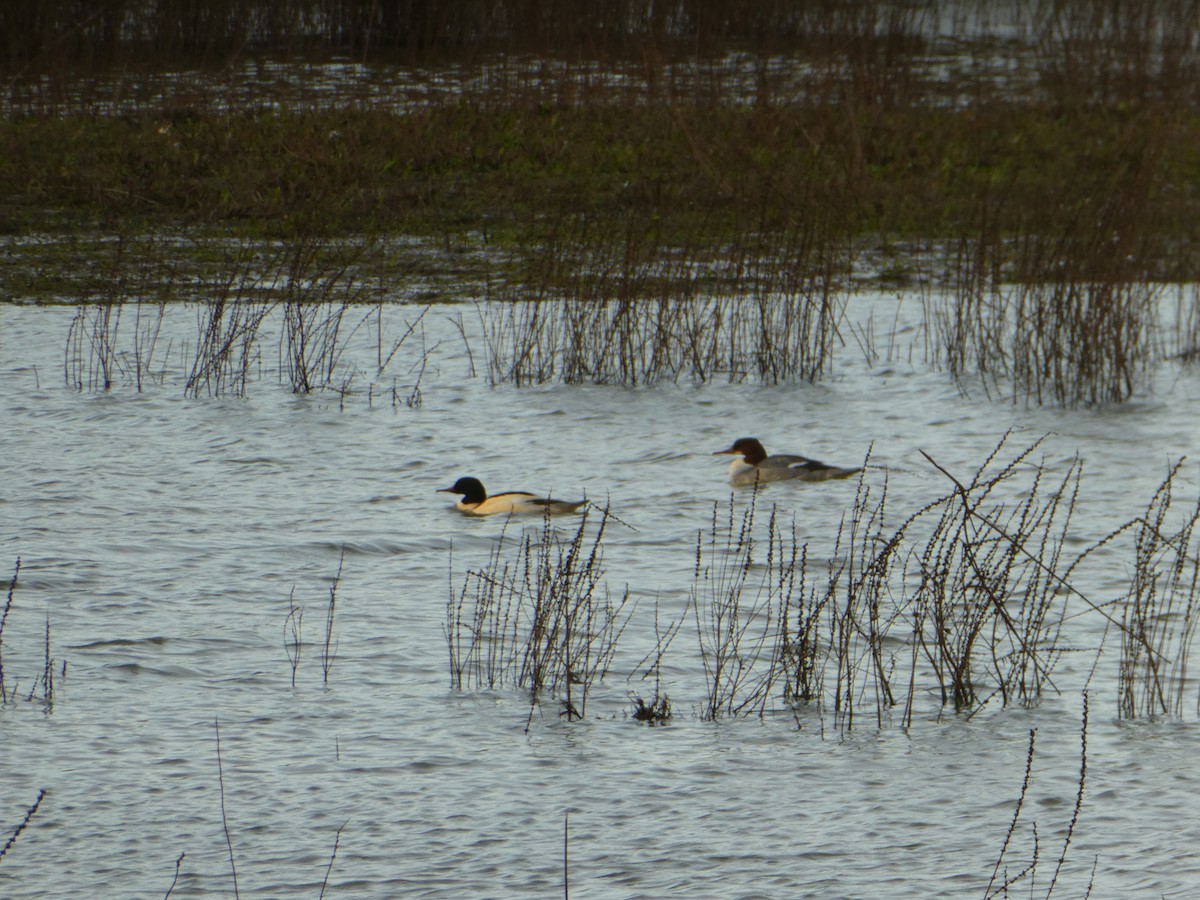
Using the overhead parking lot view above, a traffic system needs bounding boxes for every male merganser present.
[714,437,861,487]
[438,476,587,516]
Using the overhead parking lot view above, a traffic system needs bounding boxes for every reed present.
[910,438,1082,713]
[446,507,631,720]
[0,559,17,701]
[772,437,1101,728]
[983,694,1091,900]
[482,212,849,386]
[319,821,347,900]
[284,587,302,688]
[0,788,46,863]
[36,616,55,708]
[1117,460,1200,719]
[0,0,955,71]
[64,299,168,393]
[213,718,241,899]
[275,237,378,394]
[0,561,63,708]
[58,236,173,391]
[321,550,344,686]
[628,598,684,724]
[691,492,801,720]
[185,294,274,399]
[933,106,1174,406]
[814,461,913,731]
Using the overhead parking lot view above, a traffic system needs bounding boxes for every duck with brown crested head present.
[713,437,861,487]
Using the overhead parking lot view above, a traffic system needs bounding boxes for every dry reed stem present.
[0,558,17,700]
[0,788,46,863]
[983,693,1091,900]
[447,506,631,720]
[214,718,240,899]
[322,550,345,686]
[1118,460,1200,718]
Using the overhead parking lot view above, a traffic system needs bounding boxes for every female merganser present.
[714,437,861,487]
[438,476,587,516]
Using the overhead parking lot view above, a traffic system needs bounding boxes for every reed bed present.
[482,215,848,386]
[931,113,1174,406]
[908,439,1083,713]
[1117,461,1200,719]
[61,236,173,392]
[55,235,436,401]
[4,0,1197,108]
[8,0,1200,408]
[688,437,1087,727]
[442,439,1200,728]
[446,506,632,720]
[690,493,798,720]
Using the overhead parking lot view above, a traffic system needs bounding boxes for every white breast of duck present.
[714,438,861,487]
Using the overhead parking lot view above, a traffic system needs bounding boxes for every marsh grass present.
[685,438,1102,728]
[11,0,1200,407]
[1117,460,1200,719]
[909,439,1083,713]
[482,214,849,386]
[984,695,1092,900]
[931,105,1179,406]
[442,436,1200,727]
[447,507,631,720]
[691,492,799,719]
[55,234,436,400]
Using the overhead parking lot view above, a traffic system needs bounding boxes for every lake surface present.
[3,296,1200,898]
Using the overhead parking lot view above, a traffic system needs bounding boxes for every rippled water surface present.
[3,299,1200,898]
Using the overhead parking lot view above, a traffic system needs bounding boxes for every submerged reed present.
[909,438,1083,713]
[1117,460,1200,719]
[0,558,17,701]
[983,694,1091,899]
[691,492,800,720]
[688,437,1106,728]
[447,507,631,720]
[0,788,47,863]
[481,215,848,387]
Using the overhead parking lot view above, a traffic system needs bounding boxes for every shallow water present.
[3,298,1200,898]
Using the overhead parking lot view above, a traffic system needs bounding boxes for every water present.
[3,298,1200,898]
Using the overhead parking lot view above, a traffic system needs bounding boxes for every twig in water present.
[322,550,345,685]
[0,788,46,863]
[1046,692,1089,896]
[163,850,186,899]
[319,820,348,900]
[214,718,240,899]
[284,587,303,687]
[0,558,19,700]
[984,729,1037,898]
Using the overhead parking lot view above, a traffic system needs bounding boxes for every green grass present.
[2,104,1198,264]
